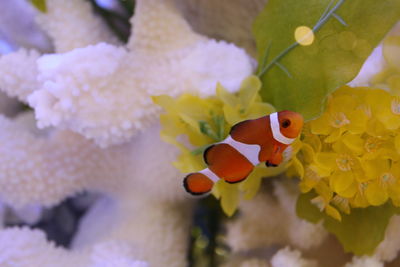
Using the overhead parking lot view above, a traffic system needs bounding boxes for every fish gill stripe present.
[199,168,220,183]
[270,112,295,145]
[221,136,261,166]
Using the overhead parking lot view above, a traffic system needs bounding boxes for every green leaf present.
[297,191,400,255]
[30,0,47,12]
[254,0,400,120]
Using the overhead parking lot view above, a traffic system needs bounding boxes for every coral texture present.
[1,0,399,266]
[0,0,256,147]
[0,0,255,265]
[226,181,328,253]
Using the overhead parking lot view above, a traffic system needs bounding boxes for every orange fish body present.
[184,111,303,196]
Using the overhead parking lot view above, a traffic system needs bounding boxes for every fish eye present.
[282,119,291,128]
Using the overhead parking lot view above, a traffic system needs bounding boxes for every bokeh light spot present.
[295,26,314,46]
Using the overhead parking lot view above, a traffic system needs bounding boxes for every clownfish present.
[183,110,303,196]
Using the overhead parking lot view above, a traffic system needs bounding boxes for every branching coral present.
[224,246,318,267]
[0,110,191,265]
[0,49,40,102]
[1,0,399,266]
[0,0,255,264]
[0,0,256,147]
[35,0,120,52]
[226,180,328,253]
[343,256,383,267]
[72,194,192,266]
[0,112,127,208]
[0,227,149,267]
[270,247,317,267]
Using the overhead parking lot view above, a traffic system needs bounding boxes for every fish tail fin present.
[183,171,215,196]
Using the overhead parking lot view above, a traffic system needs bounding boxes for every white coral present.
[35,0,120,52]
[270,247,317,267]
[0,49,40,102]
[0,227,148,267]
[0,111,185,207]
[0,112,190,265]
[0,0,256,147]
[0,113,126,208]
[0,227,82,267]
[88,241,148,267]
[72,194,192,266]
[4,0,395,266]
[273,181,328,250]
[343,256,383,267]
[226,180,327,252]
[373,215,400,262]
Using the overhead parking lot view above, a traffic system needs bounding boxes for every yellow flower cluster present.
[154,76,291,216]
[291,86,400,221]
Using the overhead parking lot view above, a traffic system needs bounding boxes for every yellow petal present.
[365,89,391,114]
[212,179,223,199]
[159,113,184,137]
[324,128,344,143]
[346,109,368,134]
[216,181,240,217]
[238,76,262,110]
[331,195,351,214]
[313,152,337,175]
[299,181,312,193]
[379,112,400,130]
[388,74,400,95]
[341,133,364,155]
[352,188,369,208]
[152,95,176,111]
[395,135,400,154]
[223,105,244,125]
[302,167,320,188]
[361,159,389,180]
[330,171,354,195]
[286,157,304,179]
[246,102,275,118]
[325,204,342,221]
[366,118,390,137]
[216,83,239,108]
[315,180,333,202]
[338,180,358,198]
[302,132,322,153]
[365,181,388,206]
[383,34,400,71]
[329,94,357,112]
[240,165,271,200]
[310,113,333,135]
[179,113,206,134]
